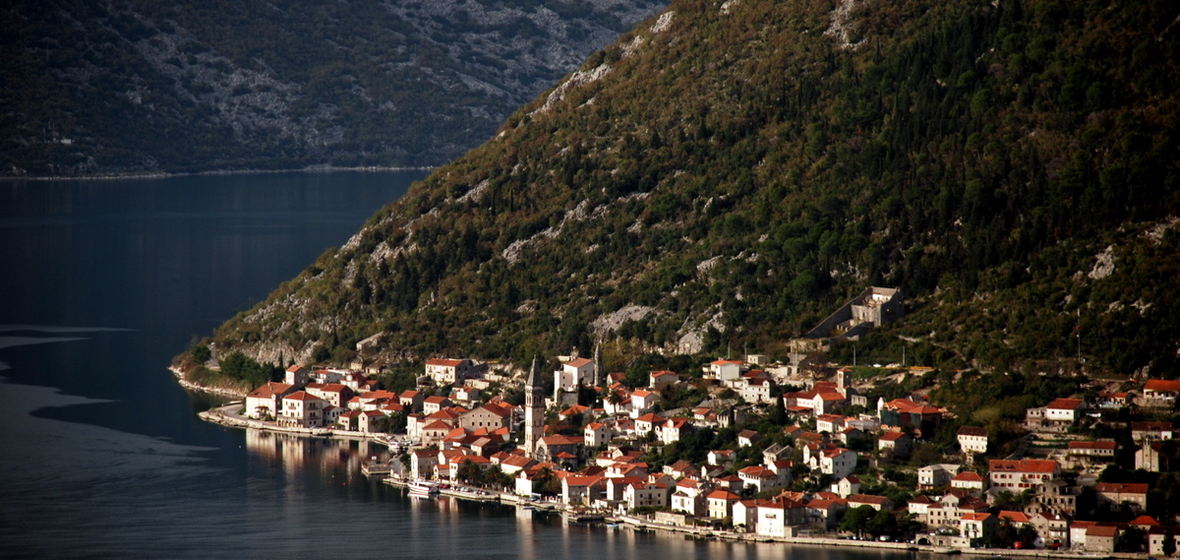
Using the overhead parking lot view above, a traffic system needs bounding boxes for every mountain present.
[194,0,1180,379]
[1,0,664,176]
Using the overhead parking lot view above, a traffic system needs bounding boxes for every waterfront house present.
[1149,528,1180,556]
[706,489,742,519]
[358,410,385,433]
[411,449,439,479]
[960,512,998,544]
[602,476,644,502]
[1030,512,1070,548]
[755,498,807,537]
[1081,525,1120,553]
[562,475,604,505]
[337,409,361,431]
[278,391,325,428]
[245,381,295,420]
[624,481,669,511]
[806,497,848,529]
[847,493,893,511]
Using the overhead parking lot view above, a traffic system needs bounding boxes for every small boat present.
[408,480,439,498]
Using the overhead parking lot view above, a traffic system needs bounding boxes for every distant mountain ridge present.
[1,0,664,176]
[201,0,1180,378]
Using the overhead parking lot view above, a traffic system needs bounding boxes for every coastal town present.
[194,288,1180,557]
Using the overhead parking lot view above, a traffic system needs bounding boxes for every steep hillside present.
[1,0,663,176]
[202,0,1180,378]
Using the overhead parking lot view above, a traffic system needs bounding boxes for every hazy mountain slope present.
[203,0,1180,378]
[0,0,663,176]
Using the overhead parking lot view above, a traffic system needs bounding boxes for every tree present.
[1117,526,1146,553]
[190,344,212,364]
[839,505,877,537]
[456,459,482,484]
[867,508,899,537]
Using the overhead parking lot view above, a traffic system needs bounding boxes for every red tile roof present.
[1045,397,1084,410]
[426,358,464,367]
[1095,482,1149,494]
[1144,379,1180,393]
[989,459,1059,474]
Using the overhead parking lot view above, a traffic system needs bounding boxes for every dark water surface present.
[0,171,920,560]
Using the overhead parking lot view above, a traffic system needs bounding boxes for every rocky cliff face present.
[1,0,664,176]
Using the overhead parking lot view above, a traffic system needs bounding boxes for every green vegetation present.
[217,351,282,387]
[205,0,1179,382]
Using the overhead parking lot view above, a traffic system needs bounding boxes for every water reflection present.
[245,429,389,480]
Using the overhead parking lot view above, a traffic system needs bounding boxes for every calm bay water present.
[0,172,920,560]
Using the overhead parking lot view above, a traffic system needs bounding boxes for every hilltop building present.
[792,287,904,352]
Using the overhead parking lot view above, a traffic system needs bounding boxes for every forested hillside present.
[202,0,1180,378]
[1,0,663,176]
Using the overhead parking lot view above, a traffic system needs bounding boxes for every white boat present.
[408,480,439,498]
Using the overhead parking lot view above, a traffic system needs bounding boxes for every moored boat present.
[408,480,439,498]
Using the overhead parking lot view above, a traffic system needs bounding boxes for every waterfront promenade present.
[196,401,1144,560]
[199,402,391,441]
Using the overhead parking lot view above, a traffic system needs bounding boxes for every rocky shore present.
[169,366,249,399]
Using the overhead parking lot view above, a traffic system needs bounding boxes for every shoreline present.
[378,477,1137,560]
[169,366,249,400]
[179,376,1146,560]
[2,165,435,182]
[198,400,390,442]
